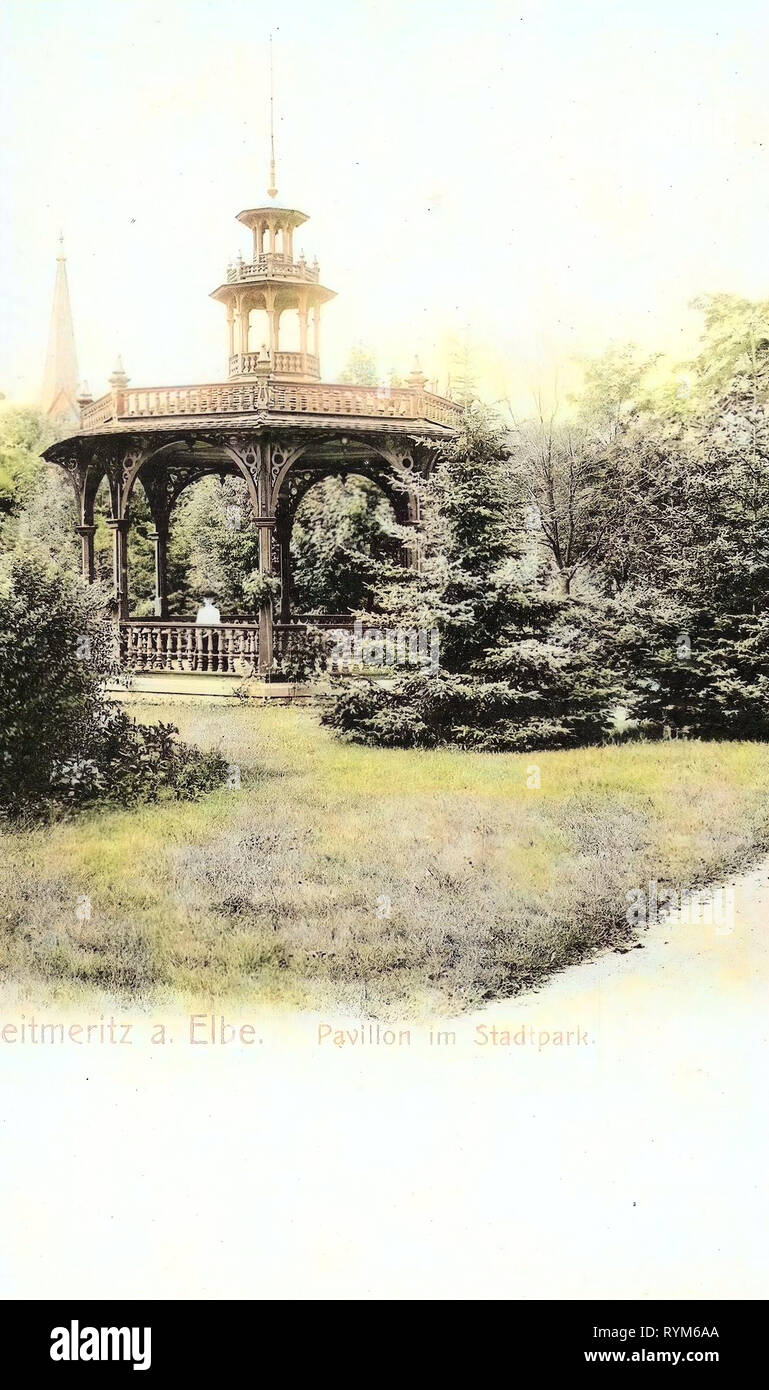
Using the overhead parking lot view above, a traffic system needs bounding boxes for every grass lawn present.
[3,700,769,1016]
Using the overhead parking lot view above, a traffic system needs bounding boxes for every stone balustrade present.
[229,351,320,380]
[226,254,320,284]
[79,379,463,431]
[121,621,259,675]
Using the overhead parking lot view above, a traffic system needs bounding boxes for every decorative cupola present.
[210,56,335,385]
[108,356,129,390]
[407,357,428,390]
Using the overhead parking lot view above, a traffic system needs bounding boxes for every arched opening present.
[113,440,262,623]
[113,454,265,676]
[92,475,114,586]
[164,474,260,619]
[247,302,267,354]
[125,478,160,616]
[278,308,301,353]
[288,473,401,618]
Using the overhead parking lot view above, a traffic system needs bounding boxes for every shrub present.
[271,624,335,683]
[0,555,228,817]
[323,597,621,752]
[322,669,611,751]
[49,706,228,809]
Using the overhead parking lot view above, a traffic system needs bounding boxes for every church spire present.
[41,234,80,422]
[267,35,278,200]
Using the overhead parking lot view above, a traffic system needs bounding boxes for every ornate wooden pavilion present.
[44,162,461,678]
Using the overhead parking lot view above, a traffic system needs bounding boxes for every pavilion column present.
[299,295,309,366]
[403,524,420,570]
[257,524,274,675]
[394,490,421,570]
[313,305,321,359]
[148,523,169,618]
[263,290,273,360]
[107,517,130,620]
[237,295,249,355]
[76,524,96,583]
[252,447,275,676]
[226,305,235,361]
[278,522,292,622]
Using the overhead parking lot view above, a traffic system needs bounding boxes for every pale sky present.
[2,0,769,410]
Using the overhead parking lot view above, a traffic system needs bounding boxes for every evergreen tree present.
[291,475,399,614]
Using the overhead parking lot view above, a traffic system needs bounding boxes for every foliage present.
[290,475,400,614]
[326,303,769,751]
[0,554,227,817]
[271,625,335,682]
[383,403,520,672]
[47,707,229,809]
[338,343,380,386]
[0,554,114,810]
[0,408,76,580]
[687,293,769,406]
[324,598,621,751]
[174,477,261,614]
[510,346,660,595]
[328,403,623,748]
[0,407,58,523]
[241,569,279,612]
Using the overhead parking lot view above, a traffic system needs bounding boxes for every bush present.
[322,668,613,752]
[48,706,228,809]
[271,624,335,683]
[0,555,228,817]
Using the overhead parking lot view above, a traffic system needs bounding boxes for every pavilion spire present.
[41,234,80,422]
[267,35,278,200]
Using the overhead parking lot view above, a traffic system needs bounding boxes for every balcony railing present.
[226,254,320,284]
[79,379,462,431]
[119,617,426,676]
[229,351,320,379]
[121,618,348,676]
[121,621,258,675]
